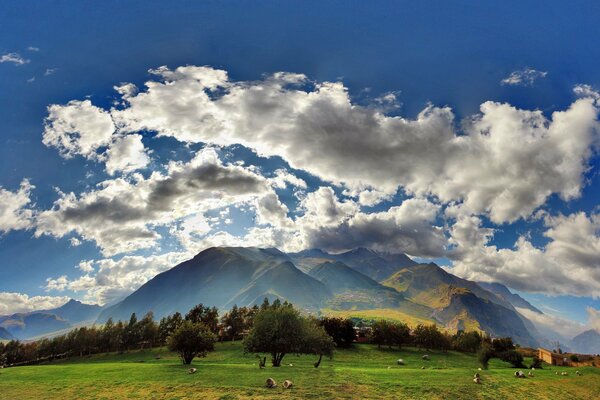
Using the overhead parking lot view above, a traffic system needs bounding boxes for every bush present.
[569,354,579,362]
[319,317,356,348]
[529,356,543,369]
[498,349,525,368]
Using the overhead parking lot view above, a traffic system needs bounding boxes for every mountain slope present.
[43,299,102,324]
[0,326,14,340]
[98,247,329,322]
[332,248,417,281]
[0,312,70,339]
[572,329,600,354]
[477,282,542,314]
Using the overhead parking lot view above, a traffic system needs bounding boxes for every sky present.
[0,1,599,333]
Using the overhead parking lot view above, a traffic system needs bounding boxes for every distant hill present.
[43,299,103,324]
[477,282,542,314]
[572,329,600,355]
[0,299,102,340]
[0,312,70,339]
[0,326,14,340]
[98,247,330,322]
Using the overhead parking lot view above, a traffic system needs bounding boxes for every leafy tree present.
[303,319,335,368]
[320,317,356,348]
[498,350,525,368]
[452,331,484,353]
[158,312,183,344]
[167,320,217,365]
[124,313,141,350]
[138,312,158,348]
[413,324,450,351]
[244,303,334,367]
[529,356,543,369]
[185,304,219,334]
[477,342,493,369]
[221,305,248,341]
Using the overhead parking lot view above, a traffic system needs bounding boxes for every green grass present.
[1,342,598,399]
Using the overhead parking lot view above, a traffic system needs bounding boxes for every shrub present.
[167,320,217,365]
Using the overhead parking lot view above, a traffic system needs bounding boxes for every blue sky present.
[1,1,599,332]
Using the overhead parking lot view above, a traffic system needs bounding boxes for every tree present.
[158,312,183,345]
[413,324,449,351]
[320,317,356,348]
[452,331,483,353]
[244,303,334,367]
[185,304,219,334]
[221,305,247,341]
[167,320,216,365]
[124,313,141,350]
[477,343,493,370]
[303,319,335,368]
[138,312,158,348]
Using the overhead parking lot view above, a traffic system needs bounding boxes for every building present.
[538,348,570,366]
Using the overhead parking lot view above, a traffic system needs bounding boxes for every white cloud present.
[27,46,39,52]
[0,179,35,234]
[269,169,307,190]
[516,307,586,339]
[35,148,270,255]
[104,134,151,175]
[0,292,69,315]
[0,52,29,65]
[103,66,599,224]
[44,68,58,76]
[43,100,115,159]
[501,68,548,86]
[45,252,189,305]
[587,307,600,333]
[449,212,600,297]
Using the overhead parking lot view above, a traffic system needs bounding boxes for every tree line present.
[0,299,520,369]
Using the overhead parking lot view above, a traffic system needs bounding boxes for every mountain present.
[0,312,70,339]
[291,247,417,281]
[0,326,14,340]
[98,247,330,322]
[308,261,411,309]
[94,246,542,346]
[43,299,102,324]
[477,282,542,314]
[572,329,600,355]
[383,263,538,346]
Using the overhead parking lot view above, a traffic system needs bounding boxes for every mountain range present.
[3,246,598,354]
[0,299,101,340]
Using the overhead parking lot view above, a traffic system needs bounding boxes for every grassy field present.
[1,342,598,400]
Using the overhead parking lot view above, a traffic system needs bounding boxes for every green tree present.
[244,303,334,367]
[167,320,217,365]
[158,312,183,344]
[303,319,335,368]
[319,317,356,348]
[185,304,220,334]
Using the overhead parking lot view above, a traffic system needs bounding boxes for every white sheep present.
[473,377,481,384]
[283,380,293,389]
[266,378,277,388]
[188,368,197,374]
[397,359,404,365]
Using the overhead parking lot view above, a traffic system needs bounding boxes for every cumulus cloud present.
[0,179,35,234]
[35,148,270,255]
[43,100,115,159]
[104,134,151,175]
[501,68,548,86]
[0,292,69,315]
[449,212,600,297]
[104,66,600,223]
[45,252,188,305]
[0,52,29,65]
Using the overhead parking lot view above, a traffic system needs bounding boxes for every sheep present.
[561,372,568,376]
[188,368,197,374]
[474,373,480,378]
[473,377,481,384]
[422,355,430,360]
[478,367,482,371]
[555,371,559,375]
[576,371,582,376]
[288,363,294,367]
[514,370,525,378]
[266,378,277,388]
[397,359,405,365]
[283,380,293,389]
[421,366,426,369]
[528,371,534,377]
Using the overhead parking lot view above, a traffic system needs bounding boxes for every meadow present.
[0,341,598,400]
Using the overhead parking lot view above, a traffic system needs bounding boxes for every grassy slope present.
[1,342,598,400]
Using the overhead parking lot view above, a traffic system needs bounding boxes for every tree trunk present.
[271,352,285,367]
[314,354,323,368]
